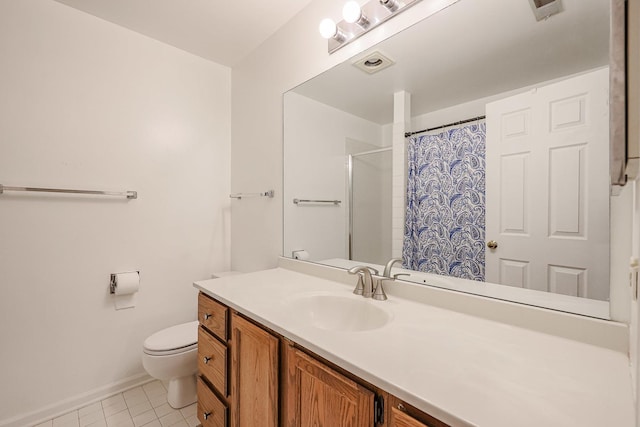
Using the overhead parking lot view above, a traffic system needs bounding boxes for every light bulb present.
[319,18,337,39]
[380,0,400,12]
[343,1,362,24]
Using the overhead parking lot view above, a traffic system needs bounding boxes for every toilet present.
[142,320,199,409]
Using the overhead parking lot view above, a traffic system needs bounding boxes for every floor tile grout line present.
[36,381,197,427]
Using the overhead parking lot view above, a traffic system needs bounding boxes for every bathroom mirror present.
[284,0,623,318]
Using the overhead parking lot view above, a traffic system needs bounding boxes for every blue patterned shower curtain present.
[402,122,486,281]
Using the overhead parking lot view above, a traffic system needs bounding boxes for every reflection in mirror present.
[284,0,624,318]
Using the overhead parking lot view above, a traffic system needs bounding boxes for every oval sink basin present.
[288,293,392,332]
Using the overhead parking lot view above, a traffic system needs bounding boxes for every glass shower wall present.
[349,148,392,265]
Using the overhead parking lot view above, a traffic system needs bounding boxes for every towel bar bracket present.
[230,190,274,199]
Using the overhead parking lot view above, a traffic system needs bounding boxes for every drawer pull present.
[203,411,212,420]
[203,313,212,320]
[203,356,212,364]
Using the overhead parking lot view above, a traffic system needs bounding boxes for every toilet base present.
[167,374,197,409]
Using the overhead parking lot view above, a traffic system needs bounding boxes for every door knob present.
[487,240,498,249]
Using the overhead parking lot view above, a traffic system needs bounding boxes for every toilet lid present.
[143,320,198,353]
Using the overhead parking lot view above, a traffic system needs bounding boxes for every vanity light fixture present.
[319,0,423,54]
[380,0,400,12]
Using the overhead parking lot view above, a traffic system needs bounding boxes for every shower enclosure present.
[347,147,392,265]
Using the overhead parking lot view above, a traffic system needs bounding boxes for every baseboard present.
[0,372,153,427]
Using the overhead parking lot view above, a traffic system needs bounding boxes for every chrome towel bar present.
[0,184,137,199]
[293,198,341,205]
[229,190,274,199]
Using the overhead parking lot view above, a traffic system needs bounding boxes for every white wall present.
[0,1,231,425]
[283,92,384,262]
[230,0,459,271]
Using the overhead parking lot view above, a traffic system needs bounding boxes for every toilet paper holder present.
[110,271,140,294]
[292,250,310,260]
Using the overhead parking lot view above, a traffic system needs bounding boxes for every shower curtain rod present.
[404,115,486,138]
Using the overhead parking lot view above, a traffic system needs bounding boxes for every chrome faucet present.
[347,266,378,297]
[383,258,403,278]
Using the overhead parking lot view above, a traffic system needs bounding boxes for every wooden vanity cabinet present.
[197,292,449,427]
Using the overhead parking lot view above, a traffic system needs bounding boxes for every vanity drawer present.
[388,396,450,427]
[197,376,228,427]
[198,326,228,396]
[198,292,228,340]
[391,407,430,427]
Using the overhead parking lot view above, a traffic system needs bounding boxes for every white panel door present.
[485,68,609,299]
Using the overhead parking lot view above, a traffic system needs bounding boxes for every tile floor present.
[32,381,200,427]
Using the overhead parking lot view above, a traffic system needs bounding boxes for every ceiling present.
[54,0,315,66]
[291,0,610,124]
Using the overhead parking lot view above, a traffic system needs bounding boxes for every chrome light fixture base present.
[327,0,423,54]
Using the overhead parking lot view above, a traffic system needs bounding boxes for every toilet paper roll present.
[112,271,139,310]
[113,272,140,295]
[293,250,310,260]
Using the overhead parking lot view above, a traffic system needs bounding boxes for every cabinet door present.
[230,313,279,427]
[285,345,375,427]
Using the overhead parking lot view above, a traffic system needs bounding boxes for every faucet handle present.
[393,273,410,280]
[353,274,365,295]
[347,266,367,295]
[372,278,389,301]
[348,265,378,297]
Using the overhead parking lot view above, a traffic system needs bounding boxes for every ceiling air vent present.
[353,51,395,75]
[529,0,563,21]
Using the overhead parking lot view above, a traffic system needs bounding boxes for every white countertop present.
[194,267,634,427]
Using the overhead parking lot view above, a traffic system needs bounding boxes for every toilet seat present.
[143,321,198,356]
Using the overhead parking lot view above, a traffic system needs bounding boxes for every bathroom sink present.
[287,293,392,332]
